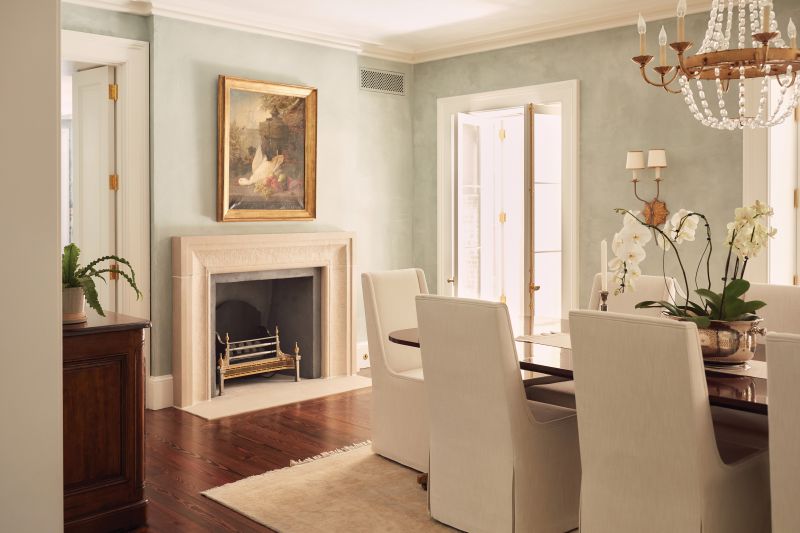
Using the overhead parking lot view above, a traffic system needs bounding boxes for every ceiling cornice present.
[63,0,712,64]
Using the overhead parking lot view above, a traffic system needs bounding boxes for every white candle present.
[763,2,772,34]
[638,14,647,55]
[677,0,687,41]
[601,240,608,292]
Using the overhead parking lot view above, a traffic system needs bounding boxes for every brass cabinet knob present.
[530,284,541,292]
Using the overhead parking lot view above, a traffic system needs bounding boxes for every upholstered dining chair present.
[527,273,679,409]
[362,269,429,472]
[569,310,770,533]
[767,332,800,533]
[587,272,678,315]
[747,282,800,337]
[416,295,581,533]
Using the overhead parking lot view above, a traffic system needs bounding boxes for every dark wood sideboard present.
[63,312,150,532]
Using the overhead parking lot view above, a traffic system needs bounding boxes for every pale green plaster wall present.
[60,6,415,376]
[61,3,149,41]
[149,17,414,375]
[412,13,745,306]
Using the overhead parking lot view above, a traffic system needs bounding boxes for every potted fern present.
[62,243,141,324]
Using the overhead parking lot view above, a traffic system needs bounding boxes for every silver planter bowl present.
[697,318,765,364]
[666,315,765,364]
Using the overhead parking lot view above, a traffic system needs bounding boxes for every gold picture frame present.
[217,75,317,221]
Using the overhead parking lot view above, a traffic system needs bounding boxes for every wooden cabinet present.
[63,312,150,532]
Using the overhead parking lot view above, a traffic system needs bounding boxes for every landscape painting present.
[217,76,317,221]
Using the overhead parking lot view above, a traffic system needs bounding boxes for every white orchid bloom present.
[611,232,625,257]
[656,219,673,251]
[623,210,643,227]
[620,242,646,265]
[619,223,652,247]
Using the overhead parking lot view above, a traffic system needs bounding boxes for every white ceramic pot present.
[63,286,87,324]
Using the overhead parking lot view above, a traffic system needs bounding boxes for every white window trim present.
[436,80,580,315]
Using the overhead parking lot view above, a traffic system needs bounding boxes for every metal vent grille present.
[359,68,405,95]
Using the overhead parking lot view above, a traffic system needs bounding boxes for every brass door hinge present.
[499,211,507,224]
[498,128,506,141]
[108,83,118,102]
[109,173,119,191]
[110,263,119,281]
[794,188,799,208]
[794,274,800,286]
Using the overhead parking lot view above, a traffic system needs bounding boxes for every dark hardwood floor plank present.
[140,388,371,532]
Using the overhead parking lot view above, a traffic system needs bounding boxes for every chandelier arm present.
[640,66,681,93]
[675,53,702,79]
[632,180,647,203]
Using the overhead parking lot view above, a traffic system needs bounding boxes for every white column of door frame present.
[436,80,580,315]
[62,30,152,376]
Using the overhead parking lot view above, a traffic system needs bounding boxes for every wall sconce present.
[626,149,669,226]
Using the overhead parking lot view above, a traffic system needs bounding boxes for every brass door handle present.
[447,277,455,284]
[530,284,541,292]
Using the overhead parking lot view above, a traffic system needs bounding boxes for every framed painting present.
[217,75,317,221]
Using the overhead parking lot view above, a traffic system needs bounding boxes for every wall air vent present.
[359,67,405,96]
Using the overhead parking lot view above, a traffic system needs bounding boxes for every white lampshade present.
[625,151,646,170]
[647,149,667,168]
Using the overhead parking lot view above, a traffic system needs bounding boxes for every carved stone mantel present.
[171,232,356,407]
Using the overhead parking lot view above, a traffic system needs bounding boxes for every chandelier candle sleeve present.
[790,18,797,49]
[638,14,647,55]
[677,0,687,42]
[658,26,668,66]
[763,1,772,34]
[601,240,608,292]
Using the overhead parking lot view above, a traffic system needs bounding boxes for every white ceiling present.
[66,0,710,63]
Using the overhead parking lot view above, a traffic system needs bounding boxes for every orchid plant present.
[609,201,776,328]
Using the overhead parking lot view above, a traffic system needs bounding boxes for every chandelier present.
[633,0,800,129]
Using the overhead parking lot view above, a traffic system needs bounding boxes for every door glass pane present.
[456,119,482,299]
[534,183,561,252]
[533,112,561,184]
[534,251,562,320]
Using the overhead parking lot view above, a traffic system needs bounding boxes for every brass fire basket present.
[217,326,301,394]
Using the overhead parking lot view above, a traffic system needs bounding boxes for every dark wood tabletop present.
[388,327,768,415]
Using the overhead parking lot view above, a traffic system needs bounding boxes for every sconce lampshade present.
[647,149,667,168]
[625,151,646,170]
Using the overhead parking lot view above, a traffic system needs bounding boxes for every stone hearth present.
[171,232,355,407]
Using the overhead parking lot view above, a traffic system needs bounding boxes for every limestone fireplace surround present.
[172,232,355,407]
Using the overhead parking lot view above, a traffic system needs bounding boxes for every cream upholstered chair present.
[587,272,678,315]
[747,282,800,337]
[527,273,679,409]
[362,269,429,472]
[767,332,800,533]
[416,295,580,533]
[570,310,770,533]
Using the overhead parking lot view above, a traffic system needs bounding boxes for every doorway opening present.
[437,81,579,335]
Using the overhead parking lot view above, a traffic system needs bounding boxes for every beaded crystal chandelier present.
[633,0,800,130]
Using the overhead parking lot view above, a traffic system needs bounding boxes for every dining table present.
[388,327,768,415]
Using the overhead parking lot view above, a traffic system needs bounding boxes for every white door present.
[450,104,565,335]
[452,107,527,330]
[529,104,564,325]
[72,65,117,313]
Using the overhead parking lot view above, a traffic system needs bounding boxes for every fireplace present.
[210,268,321,396]
[172,232,355,408]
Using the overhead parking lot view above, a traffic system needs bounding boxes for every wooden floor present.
[138,388,371,532]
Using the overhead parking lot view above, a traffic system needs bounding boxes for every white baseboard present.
[146,374,174,410]
[356,341,370,369]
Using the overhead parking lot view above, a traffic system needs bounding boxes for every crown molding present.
[63,0,712,64]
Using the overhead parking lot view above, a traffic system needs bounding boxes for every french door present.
[70,65,118,313]
[450,104,564,334]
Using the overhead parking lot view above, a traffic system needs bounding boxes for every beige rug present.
[203,443,453,532]
[183,375,372,420]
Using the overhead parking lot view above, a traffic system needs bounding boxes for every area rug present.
[203,442,453,532]
[182,375,372,420]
